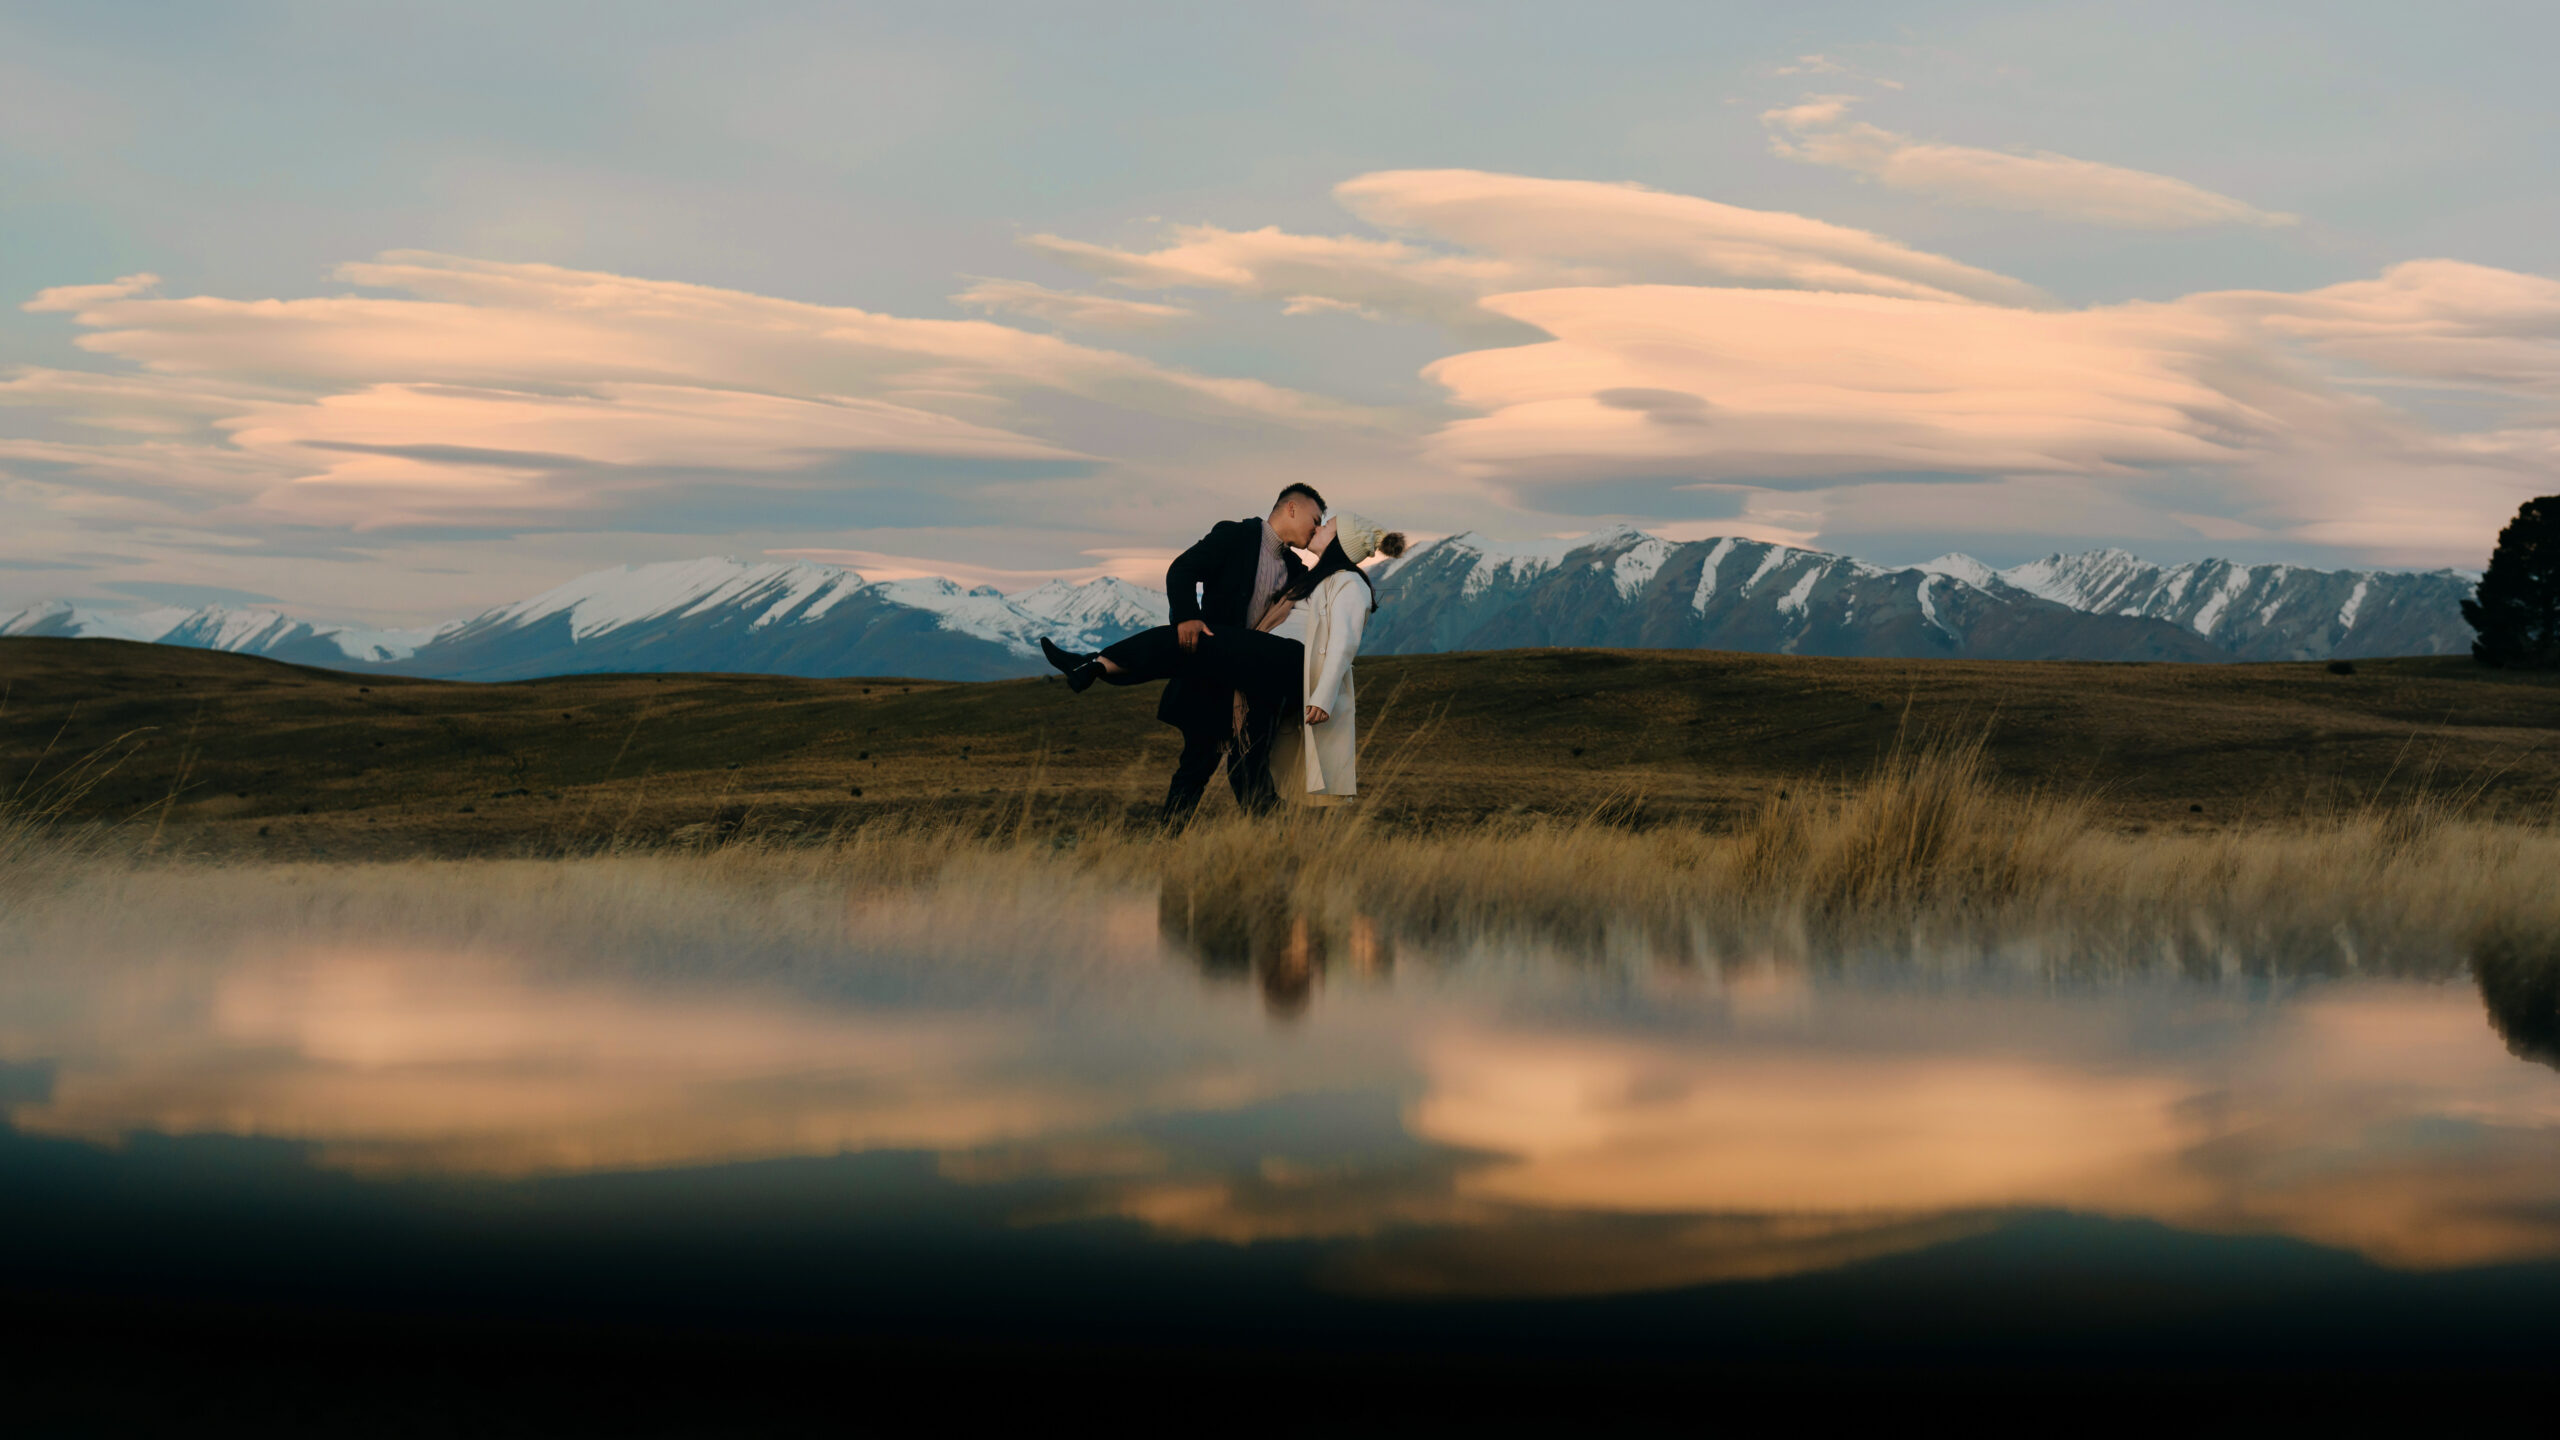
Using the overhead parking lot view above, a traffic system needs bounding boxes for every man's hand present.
[1177,619,1213,652]
[1304,704,1330,725]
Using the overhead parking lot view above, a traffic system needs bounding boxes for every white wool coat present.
[1271,570,1368,801]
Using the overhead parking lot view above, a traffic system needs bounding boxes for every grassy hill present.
[4,635,2557,859]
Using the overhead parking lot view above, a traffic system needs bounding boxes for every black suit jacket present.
[1158,517,1306,729]
[1165,517,1303,628]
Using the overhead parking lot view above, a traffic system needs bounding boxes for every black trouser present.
[1100,625,1301,703]
[1099,625,1301,822]
[1163,716,1279,823]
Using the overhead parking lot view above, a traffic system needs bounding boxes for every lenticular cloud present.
[1333,169,2048,306]
[1424,285,2253,482]
[6,251,1356,533]
[14,169,2560,568]
[1760,97,2298,230]
[1019,165,2559,559]
[1023,167,2047,330]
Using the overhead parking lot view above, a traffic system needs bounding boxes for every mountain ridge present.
[1365,530,2474,664]
[3,533,2478,680]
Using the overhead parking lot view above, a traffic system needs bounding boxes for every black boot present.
[1041,636,1095,675]
[1067,660,1104,694]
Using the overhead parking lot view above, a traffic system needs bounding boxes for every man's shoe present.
[1041,637,1094,675]
[1067,661,1103,694]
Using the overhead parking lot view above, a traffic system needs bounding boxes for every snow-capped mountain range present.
[2,531,2476,680]
[0,601,444,666]
[1975,548,2470,658]
[1360,527,2474,664]
[3,557,1169,682]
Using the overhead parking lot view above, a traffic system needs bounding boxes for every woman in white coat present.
[1254,512,1405,807]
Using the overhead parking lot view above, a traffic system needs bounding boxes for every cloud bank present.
[1412,259,2557,556]
[950,278,1194,331]
[1007,171,2550,560]
[1022,168,2047,337]
[1426,285,2252,482]
[1763,97,2298,229]
[7,252,1360,536]
[9,163,2558,618]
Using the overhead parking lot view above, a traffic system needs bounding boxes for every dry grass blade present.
[1730,724,2091,914]
[4,709,2556,988]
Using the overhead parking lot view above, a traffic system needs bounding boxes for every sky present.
[5,0,2558,624]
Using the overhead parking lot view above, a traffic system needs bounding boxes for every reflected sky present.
[4,887,2558,1308]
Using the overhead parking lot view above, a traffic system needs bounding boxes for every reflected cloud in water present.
[11,948,1114,1175]
[3,891,2558,1299]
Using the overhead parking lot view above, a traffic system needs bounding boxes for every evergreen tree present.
[2463,495,2560,668]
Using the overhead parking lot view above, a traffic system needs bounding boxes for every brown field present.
[5,637,2559,1010]
[3,634,2558,860]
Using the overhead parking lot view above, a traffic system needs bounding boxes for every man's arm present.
[1164,520,1244,626]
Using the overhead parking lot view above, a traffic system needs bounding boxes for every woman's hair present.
[1283,530,1405,612]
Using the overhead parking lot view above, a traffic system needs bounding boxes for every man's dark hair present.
[1272,482,1327,514]
[2464,494,2560,669]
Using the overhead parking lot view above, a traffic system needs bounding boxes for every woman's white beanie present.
[1334,511,1386,563]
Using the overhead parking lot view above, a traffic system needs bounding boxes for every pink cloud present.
[2196,259,2560,393]
[0,365,286,436]
[950,277,1195,331]
[20,272,158,312]
[13,174,2560,578]
[218,383,1086,530]
[8,252,1372,534]
[1403,984,2560,1270]
[51,252,1346,426]
[1022,223,1526,332]
[1412,264,2560,563]
[1020,167,2044,335]
[1335,169,2046,306]
[1763,97,2297,229]
[1425,285,2253,482]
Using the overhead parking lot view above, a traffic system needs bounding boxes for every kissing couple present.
[1039,483,1405,826]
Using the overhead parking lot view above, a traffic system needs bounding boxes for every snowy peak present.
[485,556,868,641]
[8,535,2479,681]
[421,560,1172,674]
[1429,530,1583,600]
[2,599,193,644]
[862,577,1048,652]
[159,608,315,654]
[1,597,441,662]
[1993,548,2155,612]
[1980,549,2472,655]
[1372,529,2153,660]
[1565,522,1652,552]
[1373,529,2474,663]
[1916,553,1998,587]
[1601,534,1674,600]
[317,621,454,663]
[1009,576,1169,635]
[443,558,1170,662]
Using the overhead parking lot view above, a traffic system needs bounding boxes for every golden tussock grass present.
[1120,728,2560,978]
[7,726,2555,991]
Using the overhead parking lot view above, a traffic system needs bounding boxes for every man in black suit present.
[1041,483,1323,824]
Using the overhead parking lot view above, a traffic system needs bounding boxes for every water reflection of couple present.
[1040,483,1404,825]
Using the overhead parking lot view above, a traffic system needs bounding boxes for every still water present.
[4,880,2558,1402]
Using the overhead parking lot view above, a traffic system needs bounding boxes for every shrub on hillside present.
[2464,495,2560,668]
